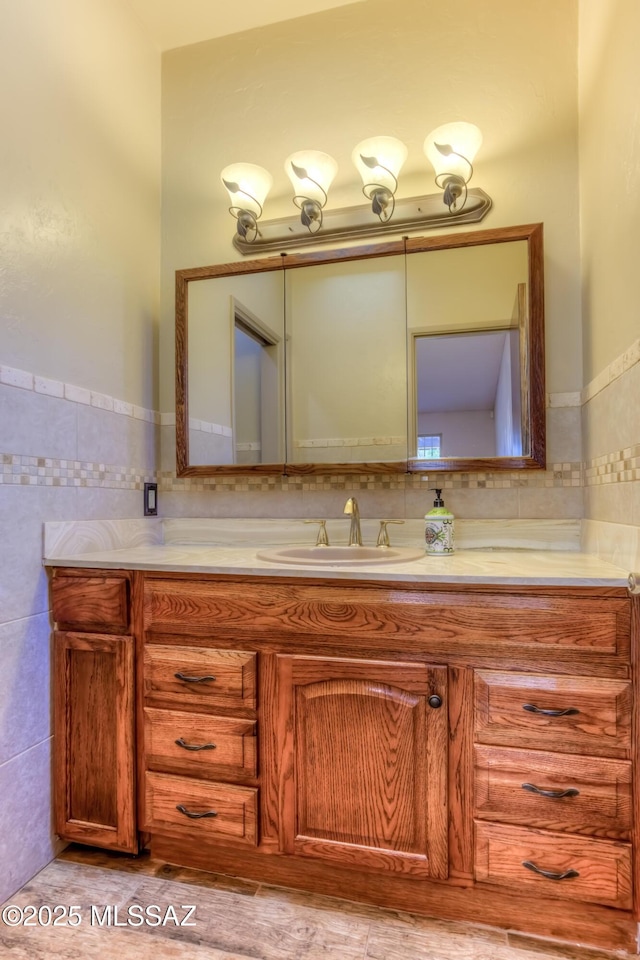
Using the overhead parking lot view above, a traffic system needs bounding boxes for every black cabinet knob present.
[428,694,443,709]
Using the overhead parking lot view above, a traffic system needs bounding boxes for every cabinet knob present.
[428,694,443,709]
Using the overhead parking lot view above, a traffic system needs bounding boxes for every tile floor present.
[0,847,631,959]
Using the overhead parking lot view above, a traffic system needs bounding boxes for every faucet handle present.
[304,519,330,546]
[377,519,404,547]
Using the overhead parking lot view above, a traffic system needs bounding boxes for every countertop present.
[43,518,633,587]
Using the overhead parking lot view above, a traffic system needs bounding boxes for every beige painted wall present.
[160,0,581,420]
[579,0,640,544]
[1,0,160,408]
[0,0,160,901]
[579,0,640,381]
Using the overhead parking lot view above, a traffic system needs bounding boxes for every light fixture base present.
[233,187,492,254]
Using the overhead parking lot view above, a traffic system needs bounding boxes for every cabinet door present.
[54,631,137,852]
[276,655,448,878]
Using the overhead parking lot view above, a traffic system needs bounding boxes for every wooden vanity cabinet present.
[49,568,640,954]
[275,655,448,878]
[51,568,137,852]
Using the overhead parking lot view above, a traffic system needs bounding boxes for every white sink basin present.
[256,545,424,566]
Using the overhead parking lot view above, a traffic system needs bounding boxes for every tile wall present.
[0,372,158,901]
[158,402,583,523]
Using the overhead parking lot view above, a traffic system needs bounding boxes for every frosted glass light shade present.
[285,150,338,205]
[423,123,482,183]
[352,136,408,193]
[220,163,273,217]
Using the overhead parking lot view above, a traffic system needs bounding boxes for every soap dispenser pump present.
[424,488,455,555]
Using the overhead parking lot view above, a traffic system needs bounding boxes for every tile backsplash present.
[1,339,638,531]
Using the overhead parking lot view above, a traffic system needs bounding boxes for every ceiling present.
[125,0,367,51]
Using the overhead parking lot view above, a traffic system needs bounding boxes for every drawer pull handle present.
[522,704,579,717]
[521,782,580,800]
[174,672,216,684]
[522,860,579,881]
[176,804,218,819]
[175,738,216,752]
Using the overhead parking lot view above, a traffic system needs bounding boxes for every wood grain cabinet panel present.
[474,746,632,839]
[53,631,136,852]
[49,567,640,955]
[144,772,257,845]
[475,821,633,909]
[52,575,129,633]
[143,579,629,660]
[144,645,256,710]
[474,672,631,758]
[144,707,257,778]
[276,655,448,879]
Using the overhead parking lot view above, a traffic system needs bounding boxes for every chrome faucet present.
[343,497,362,546]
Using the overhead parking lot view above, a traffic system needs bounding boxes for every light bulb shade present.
[423,122,482,184]
[284,150,338,207]
[351,136,408,195]
[220,163,273,218]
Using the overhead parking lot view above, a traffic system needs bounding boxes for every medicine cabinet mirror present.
[176,222,544,476]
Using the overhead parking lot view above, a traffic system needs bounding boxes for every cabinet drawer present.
[475,672,631,758]
[474,746,631,839]
[143,580,630,660]
[144,708,257,778]
[144,646,256,710]
[52,575,129,632]
[144,772,257,845]
[475,822,632,909]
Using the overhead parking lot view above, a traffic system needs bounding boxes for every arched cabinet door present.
[276,655,448,878]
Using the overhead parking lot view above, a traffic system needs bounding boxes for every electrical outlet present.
[144,482,158,516]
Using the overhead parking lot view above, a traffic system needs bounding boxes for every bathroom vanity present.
[45,524,640,954]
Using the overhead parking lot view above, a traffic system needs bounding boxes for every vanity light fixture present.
[221,122,490,253]
[284,150,338,233]
[423,122,483,212]
[220,162,273,243]
[351,136,408,222]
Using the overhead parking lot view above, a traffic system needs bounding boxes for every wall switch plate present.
[144,482,158,516]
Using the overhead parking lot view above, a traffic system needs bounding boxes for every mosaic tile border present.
[5,450,635,492]
[1,454,156,489]
[584,444,640,485]
[157,465,583,494]
[3,456,581,492]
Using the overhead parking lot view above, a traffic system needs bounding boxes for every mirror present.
[285,255,408,466]
[176,223,544,476]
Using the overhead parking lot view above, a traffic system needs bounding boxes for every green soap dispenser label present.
[424,517,455,554]
[424,488,454,554]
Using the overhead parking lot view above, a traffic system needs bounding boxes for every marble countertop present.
[43,518,632,587]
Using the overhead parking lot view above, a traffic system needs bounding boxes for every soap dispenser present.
[424,489,455,555]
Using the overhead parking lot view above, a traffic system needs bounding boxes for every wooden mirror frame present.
[176,222,545,477]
